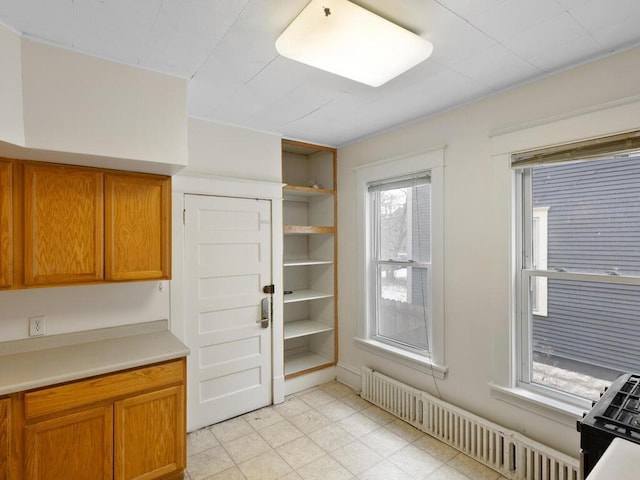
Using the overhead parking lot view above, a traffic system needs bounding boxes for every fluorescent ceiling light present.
[276,0,433,87]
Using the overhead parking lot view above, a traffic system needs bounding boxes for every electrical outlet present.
[29,315,45,336]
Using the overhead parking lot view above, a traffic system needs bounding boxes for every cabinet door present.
[23,163,104,285]
[0,398,9,479]
[114,386,185,480]
[25,405,113,480]
[0,160,12,288]
[105,173,170,281]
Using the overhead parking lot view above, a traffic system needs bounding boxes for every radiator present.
[360,367,580,480]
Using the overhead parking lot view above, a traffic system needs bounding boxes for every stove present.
[578,373,640,479]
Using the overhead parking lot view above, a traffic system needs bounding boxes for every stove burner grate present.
[595,375,640,435]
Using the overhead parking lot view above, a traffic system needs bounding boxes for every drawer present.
[24,359,184,420]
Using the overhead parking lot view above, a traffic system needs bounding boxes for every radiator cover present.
[360,367,580,480]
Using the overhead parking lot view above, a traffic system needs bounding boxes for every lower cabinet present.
[0,398,9,479]
[16,358,186,480]
[115,386,185,480]
[26,405,113,480]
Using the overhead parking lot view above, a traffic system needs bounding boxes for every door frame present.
[170,174,286,429]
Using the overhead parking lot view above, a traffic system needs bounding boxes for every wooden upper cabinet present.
[23,163,104,285]
[105,173,170,281]
[0,160,13,288]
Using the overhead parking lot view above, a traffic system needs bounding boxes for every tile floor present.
[185,381,509,480]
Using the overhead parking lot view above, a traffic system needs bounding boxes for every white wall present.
[336,45,640,457]
[20,39,187,169]
[187,118,282,182]
[0,24,24,147]
[0,281,170,342]
[0,26,187,173]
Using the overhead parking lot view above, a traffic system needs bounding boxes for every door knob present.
[257,297,271,328]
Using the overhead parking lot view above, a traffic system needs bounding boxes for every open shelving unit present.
[282,139,337,379]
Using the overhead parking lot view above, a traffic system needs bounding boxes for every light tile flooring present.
[185,381,509,480]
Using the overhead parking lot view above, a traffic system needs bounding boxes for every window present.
[355,149,445,376]
[514,131,640,405]
[369,174,431,352]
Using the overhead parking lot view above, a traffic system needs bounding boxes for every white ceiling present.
[1,0,640,147]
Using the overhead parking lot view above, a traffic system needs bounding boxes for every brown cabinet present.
[20,358,186,480]
[105,173,170,281]
[25,405,113,480]
[0,159,171,289]
[23,163,104,285]
[0,398,9,479]
[0,160,13,288]
[115,386,185,480]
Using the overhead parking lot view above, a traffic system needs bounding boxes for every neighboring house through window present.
[514,131,640,405]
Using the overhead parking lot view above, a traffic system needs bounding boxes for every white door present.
[184,194,273,431]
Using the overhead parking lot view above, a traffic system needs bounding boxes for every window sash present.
[516,164,640,406]
[368,172,432,354]
[371,262,431,353]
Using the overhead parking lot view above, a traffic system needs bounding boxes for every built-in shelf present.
[282,139,337,385]
[284,225,335,235]
[284,289,333,303]
[284,185,334,197]
[284,320,334,340]
[284,351,333,376]
[284,259,334,267]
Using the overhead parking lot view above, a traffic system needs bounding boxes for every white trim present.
[170,173,285,406]
[172,173,284,199]
[352,145,446,172]
[495,96,640,410]
[355,148,445,370]
[354,337,448,379]
[491,97,640,155]
[336,361,362,391]
[489,383,586,429]
[490,93,640,140]
[283,367,337,396]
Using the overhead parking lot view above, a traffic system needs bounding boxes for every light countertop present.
[586,437,640,480]
[0,320,189,396]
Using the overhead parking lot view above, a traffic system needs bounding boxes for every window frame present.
[514,154,640,409]
[354,149,446,377]
[368,176,432,354]
[488,98,640,421]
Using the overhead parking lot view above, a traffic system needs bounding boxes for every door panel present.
[0,161,12,288]
[23,163,104,285]
[105,173,170,281]
[0,398,9,479]
[25,405,113,480]
[185,195,272,431]
[114,386,185,480]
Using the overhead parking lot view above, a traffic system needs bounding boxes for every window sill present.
[489,383,587,428]
[354,337,448,379]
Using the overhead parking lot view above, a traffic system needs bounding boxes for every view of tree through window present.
[370,177,431,352]
[525,155,640,401]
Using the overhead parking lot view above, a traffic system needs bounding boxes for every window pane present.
[529,275,640,401]
[376,184,431,262]
[532,155,640,275]
[376,265,429,351]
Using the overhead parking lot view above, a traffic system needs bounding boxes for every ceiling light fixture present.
[275,0,433,87]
